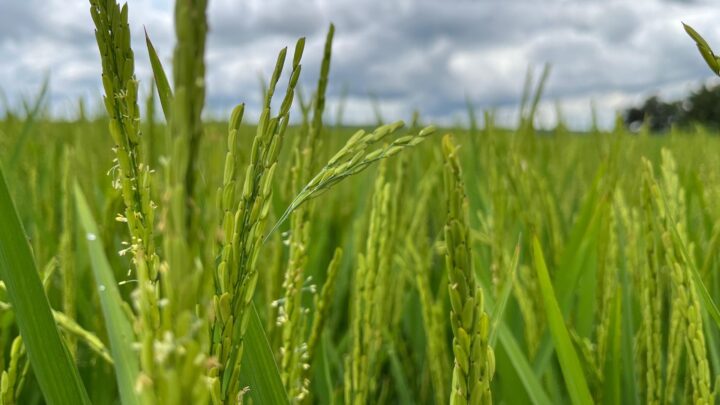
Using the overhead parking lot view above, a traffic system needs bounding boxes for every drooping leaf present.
[74,184,142,405]
[489,238,520,346]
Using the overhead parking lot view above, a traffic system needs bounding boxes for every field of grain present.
[1,1,720,405]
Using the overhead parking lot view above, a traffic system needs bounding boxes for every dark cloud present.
[1,0,719,128]
[209,1,325,45]
[0,2,40,41]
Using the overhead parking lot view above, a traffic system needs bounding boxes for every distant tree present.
[680,84,720,127]
[621,22,720,133]
[623,95,683,132]
[626,23,720,133]
[623,83,720,132]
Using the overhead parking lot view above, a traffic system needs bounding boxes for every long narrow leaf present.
[533,167,606,375]
[533,236,593,405]
[0,164,90,405]
[489,238,520,346]
[385,334,413,405]
[619,259,639,405]
[602,293,622,405]
[9,76,49,167]
[144,29,173,122]
[497,325,554,405]
[477,276,552,405]
[239,303,289,404]
[74,184,141,405]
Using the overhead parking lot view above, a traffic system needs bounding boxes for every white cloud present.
[1,0,719,129]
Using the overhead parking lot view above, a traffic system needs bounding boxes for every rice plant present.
[4,4,720,405]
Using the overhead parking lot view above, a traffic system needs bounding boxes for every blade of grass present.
[9,75,49,167]
[0,86,10,116]
[533,169,604,374]
[385,333,413,405]
[0,163,90,405]
[703,310,720,379]
[518,64,534,128]
[489,238,520,346]
[602,293,622,405]
[239,303,289,404]
[144,29,173,122]
[321,333,336,405]
[477,276,552,405]
[74,184,142,405]
[619,259,639,405]
[532,236,593,405]
[497,325,554,405]
[524,63,551,131]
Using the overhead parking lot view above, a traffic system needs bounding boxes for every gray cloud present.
[1,0,719,128]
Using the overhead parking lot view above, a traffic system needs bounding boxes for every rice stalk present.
[442,134,493,405]
[88,0,159,285]
[59,147,77,358]
[345,163,392,405]
[403,172,451,405]
[644,150,717,404]
[594,203,618,395]
[306,247,343,367]
[639,158,663,405]
[168,0,208,239]
[267,122,437,239]
[87,2,161,396]
[278,26,334,402]
[209,39,305,404]
[0,336,24,405]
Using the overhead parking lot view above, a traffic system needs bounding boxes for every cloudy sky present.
[1,0,719,129]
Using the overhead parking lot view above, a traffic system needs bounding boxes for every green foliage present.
[532,236,593,405]
[74,184,143,405]
[622,24,720,132]
[5,7,720,405]
[443,134,494,405]
[0,163,89,405]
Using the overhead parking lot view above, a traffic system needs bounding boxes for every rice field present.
[1,1,720,404]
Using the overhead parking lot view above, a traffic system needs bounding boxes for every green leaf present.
[489,238,520,347]
[533,236,594,405]
[385,333,413,405]
[497,325,554,405]
[144,28,174,122]
[0,163,90,405]
[74,184,142,405]
[525,63,551,131]
[320,333,336,405]
[602,293,622,405]
[533,168,604,374]
[9,75,49,167]
[683,22,720,75]
[239,303,289,404]
[477,276,552,405]
[619,261,639,405]
[703,309,720,383]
